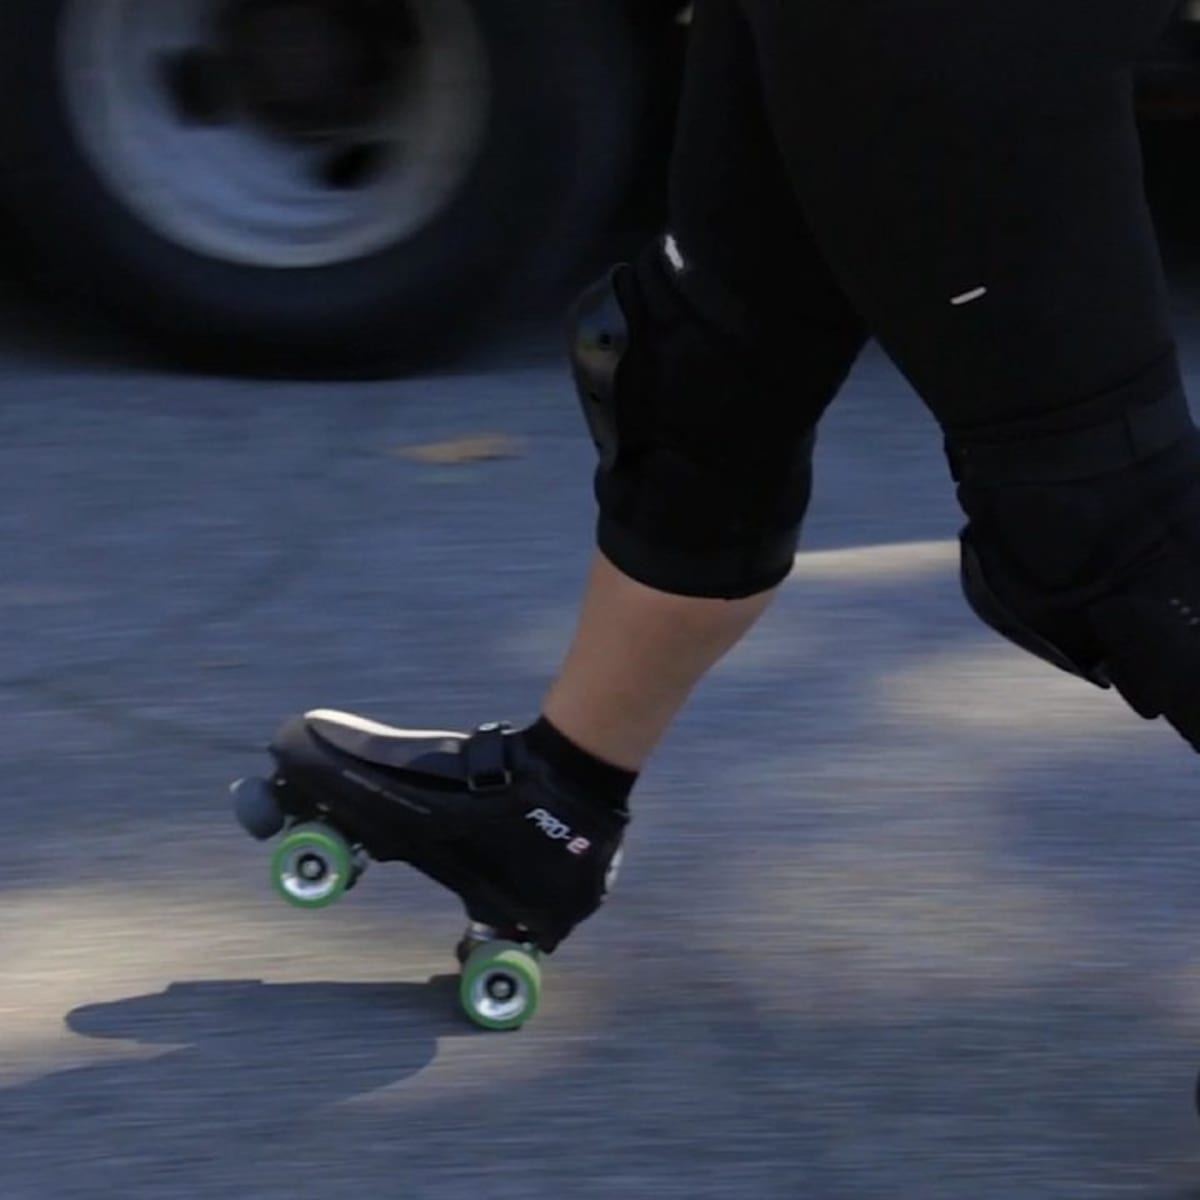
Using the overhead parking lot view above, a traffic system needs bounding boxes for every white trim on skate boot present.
[305,709,467,741]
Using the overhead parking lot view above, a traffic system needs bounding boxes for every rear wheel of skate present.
[230,776,286,841]
[270,823,353,909]
[459,941,541,1031]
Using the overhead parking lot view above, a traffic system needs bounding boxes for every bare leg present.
[541,553,780,772]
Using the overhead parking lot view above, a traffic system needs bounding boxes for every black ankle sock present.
[522,717,638,811]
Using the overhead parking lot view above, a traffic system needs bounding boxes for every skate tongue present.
[306,711,464,772]
[304,711,526,789]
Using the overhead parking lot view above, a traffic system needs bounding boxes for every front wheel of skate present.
[270,823,353,909]
[459,941,541,1031]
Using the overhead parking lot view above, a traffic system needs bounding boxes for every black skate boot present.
[231,709,629,1027]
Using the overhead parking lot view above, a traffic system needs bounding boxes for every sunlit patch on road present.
[874,639,1134,736]
[791,539,958,585]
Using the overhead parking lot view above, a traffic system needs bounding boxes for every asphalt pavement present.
[6,260,1200,1198]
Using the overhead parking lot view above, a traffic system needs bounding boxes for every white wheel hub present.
[56,0,491,268]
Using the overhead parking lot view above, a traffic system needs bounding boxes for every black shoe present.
[258,709,629,952]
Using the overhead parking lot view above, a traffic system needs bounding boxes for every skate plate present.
[230,776,541,1030]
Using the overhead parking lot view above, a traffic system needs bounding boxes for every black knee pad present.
[567,238,836,599]
[946,353,1200,748]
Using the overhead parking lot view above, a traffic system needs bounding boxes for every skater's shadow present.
[2,975,473,1173]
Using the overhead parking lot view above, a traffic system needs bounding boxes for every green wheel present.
[270,823,354,909]
[459,940,541,1031]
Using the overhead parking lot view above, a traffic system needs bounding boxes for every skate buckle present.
[467,767,512,793]
[464,722,514,793]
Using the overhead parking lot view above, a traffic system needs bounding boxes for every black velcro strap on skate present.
[463,723,513,793]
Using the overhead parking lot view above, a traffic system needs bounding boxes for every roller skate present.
[230,709,628,1031]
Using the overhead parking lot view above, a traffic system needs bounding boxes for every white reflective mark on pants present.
[663,233,686,273]
[951,286,988,306]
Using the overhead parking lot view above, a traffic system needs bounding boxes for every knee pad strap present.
[945,354,1191,487]
[947,353,1200,746]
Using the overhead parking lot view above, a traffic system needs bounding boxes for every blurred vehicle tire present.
[0,0,648,376]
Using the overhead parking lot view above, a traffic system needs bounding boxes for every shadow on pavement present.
[2,976,471,1177]
[0,245,563,381]
[0,262,166,376]
[66,974,467,1049]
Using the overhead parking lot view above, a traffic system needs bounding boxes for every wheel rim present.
[57,0,491,268]
[272,828,350,906]
[468,966,530,1026]
[462,946,539,1028]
